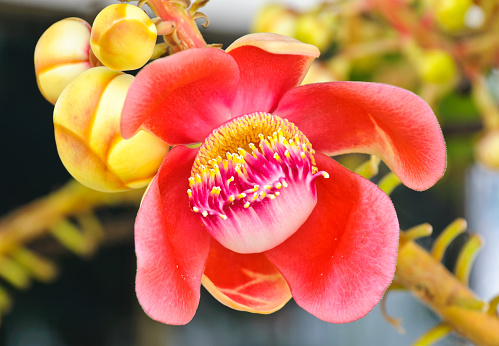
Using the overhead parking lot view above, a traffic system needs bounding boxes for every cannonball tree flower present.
[121,33,446,324]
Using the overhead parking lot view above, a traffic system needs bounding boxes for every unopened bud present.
[475,131,499,170]
[54,67,169,192]
[418,49,457,84]
[90,4,157,71]
[34,18,93,105]
[252,4,297,38]
[433,0,472,32]
[295,12,334,52]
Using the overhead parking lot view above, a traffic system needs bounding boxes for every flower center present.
[188,112,328,253]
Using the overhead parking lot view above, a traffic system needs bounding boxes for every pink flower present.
[121,33,446,325]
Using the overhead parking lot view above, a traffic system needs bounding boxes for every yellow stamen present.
[191,112,315,176]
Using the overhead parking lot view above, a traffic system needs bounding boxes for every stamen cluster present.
[188,113,328,219]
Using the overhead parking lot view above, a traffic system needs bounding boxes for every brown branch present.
[0,180,143,256]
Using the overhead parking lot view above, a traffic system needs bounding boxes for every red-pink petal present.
[226,33,320,116]
[275,82,446,191]
[121,48,239,144]
[266,153,399,323]
[135,145,210,325]
[202,239,291,313]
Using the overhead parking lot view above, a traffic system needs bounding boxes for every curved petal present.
[202,239,291,313]
[275,82,446,191]
[121,48,239,144]
[266,153,399,323]
[135,145,211,325]
[226,33,320,116]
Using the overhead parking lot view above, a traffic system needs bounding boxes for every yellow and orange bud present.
[417,49,457,84]
[90,4,157,71]
[34,17,94,105]
[53,67,169,192]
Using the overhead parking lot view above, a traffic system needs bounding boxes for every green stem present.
[396,238,499,346]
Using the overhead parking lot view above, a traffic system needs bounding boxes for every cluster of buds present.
[253,0,499,170]
[34,1,208,192]
[252,4,337,53]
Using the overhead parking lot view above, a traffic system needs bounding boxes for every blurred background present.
[0,0,498,345]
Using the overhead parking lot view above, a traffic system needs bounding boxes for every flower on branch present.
[120,33,446,325]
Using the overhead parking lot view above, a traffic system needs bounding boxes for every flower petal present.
[135,145,211,325]
[226,33,320,116]
[202,239,291,313]
[275,82,446,191]
[121,48,239,144]
[266,153,399,323]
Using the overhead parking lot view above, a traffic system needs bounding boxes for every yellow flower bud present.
[433,0,472,32]
[475,131,499,170]
[90,4,157,71]
[34,18,93,105]
[418,49,457,84]
[252,4,297,38]
[54,67,169,192]
[295,12,334,52]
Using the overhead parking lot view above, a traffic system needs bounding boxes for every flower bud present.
[252,4,297,38]
[475,131,499,170]
[294,12,335,52]
[90,4,157,71]
[34,18,93,105]
[418,49,457,84]
[433,0,472,32]
[54,67,169,192]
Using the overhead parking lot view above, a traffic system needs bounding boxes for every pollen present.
[187,112,328,221]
